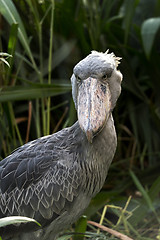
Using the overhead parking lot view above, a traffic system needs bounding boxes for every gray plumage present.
[0,50,122,240]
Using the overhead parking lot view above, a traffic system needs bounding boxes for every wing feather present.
[0,125,83,227]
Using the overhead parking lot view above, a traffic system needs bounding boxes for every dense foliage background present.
[0,0,160,239]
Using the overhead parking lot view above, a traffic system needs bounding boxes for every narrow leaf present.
[0,53,12,58]
[0,216,41,228]
[130,170,155,212]
[0,58,11,67]
[148,176,160,202]
[57,235,73,240]
[121,0,139,44]
[0,0,38,72]
[74,216,87,240]
[0,84,71,102]
[8,23,18,56]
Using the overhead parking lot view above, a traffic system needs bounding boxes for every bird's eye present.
[77,76,82,82]
[102,74,107,80]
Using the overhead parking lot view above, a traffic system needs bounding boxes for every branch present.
[87,220,134,240]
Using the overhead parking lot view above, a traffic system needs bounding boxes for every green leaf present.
[0,216,41,228]
[57,235,73,240]
[0,58,11,67]
[130,170,155,212]
[8,23,18,60]
[74,216,87,240]
[0,0,28,47]
[0,84,71,102]
[0,52,12,68]
[0,0,38,72]
[0,53,12,58]
[6,23,19,84]
[148,176,160,202]
[129,172,160,226]
[121,0,139,44]
[141,17,160,59]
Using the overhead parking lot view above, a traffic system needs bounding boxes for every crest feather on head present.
[91,50,121,68]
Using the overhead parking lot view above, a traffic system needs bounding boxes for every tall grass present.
[0,0,160,239]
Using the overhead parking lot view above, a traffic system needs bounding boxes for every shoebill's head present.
[71,50,122,143]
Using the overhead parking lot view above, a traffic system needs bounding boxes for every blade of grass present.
[47,0,55,135]
[6,23,18,85]
[0,0,39,74]
[25,101,32,143]
[57,235,73,240]
[0,84,71,102]
[148,176,160,204]
[74,216,87,240]
[8,102,23,146]
[121,0,139,44]
[130,170,155,212]
[130,170,160,224]
[0,58,11,68]
[0,216,41,227]
[35,99,41,138]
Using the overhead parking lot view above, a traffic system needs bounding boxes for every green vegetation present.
[0,216,41,228]
[0,0,160,239]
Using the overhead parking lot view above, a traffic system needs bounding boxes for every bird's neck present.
[76,114,117,196]
[89,114,117,174]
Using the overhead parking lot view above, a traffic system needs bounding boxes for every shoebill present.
[0,50,122,240]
